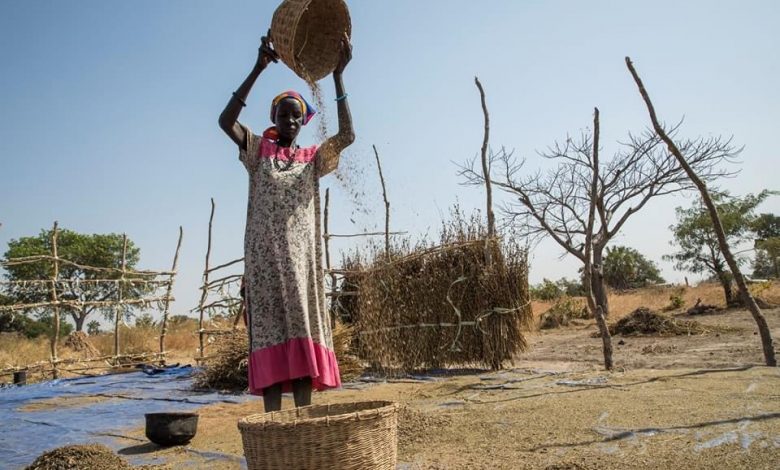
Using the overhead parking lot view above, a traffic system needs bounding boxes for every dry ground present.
[115,364,780,469]
[10,283,780,468]
[106,305,780,469]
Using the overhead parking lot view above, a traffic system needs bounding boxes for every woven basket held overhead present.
[238,401,399,470]
[271,0,352,82]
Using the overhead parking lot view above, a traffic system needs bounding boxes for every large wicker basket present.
[238,401,399,470]
[270,0,352,82]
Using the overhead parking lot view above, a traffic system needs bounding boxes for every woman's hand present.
[333,34,352,75]
[256,33,279,70]
[318,33,355,177]
[219,33,275,150]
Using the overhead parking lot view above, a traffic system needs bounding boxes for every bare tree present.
[582,108,613,370]
[460,110,736,323]
[626,56,776,367]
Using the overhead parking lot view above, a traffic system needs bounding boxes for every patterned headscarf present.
[270,90,317,126]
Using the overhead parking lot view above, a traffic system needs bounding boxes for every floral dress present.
[239,127,340,395]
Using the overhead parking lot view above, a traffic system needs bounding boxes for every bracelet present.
[232,92,247,107]
[335,94,348,102]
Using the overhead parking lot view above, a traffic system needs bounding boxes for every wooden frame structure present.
[194,199,245,362]
[0,222,183,380]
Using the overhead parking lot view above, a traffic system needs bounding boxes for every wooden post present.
[373,145,391,260]
[159,226,183,364]
[198,199,216,358]
[114,234,128,360]
[323,188,337,328]
[49,222,60,379]
[232,300,244,331]
[475,77,496,265]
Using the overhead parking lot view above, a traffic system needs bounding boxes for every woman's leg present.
[263,383,283,412]
[292,377,312,407]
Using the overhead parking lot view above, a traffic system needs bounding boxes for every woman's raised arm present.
[317,36,355,176]
[219,36,279,150]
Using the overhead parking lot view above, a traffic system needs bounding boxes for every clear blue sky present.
[1,1,778,323]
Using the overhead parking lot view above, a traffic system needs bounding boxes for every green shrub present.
[539,297,589,329]
[530,278,563,301]
[0,312,73,338]
[662,287,686,312]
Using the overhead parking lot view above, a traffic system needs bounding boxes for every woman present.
[218,34,354,412]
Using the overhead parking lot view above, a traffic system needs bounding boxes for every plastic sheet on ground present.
[0,366,256,469]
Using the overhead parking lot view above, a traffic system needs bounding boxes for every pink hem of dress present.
[248,337,342,395]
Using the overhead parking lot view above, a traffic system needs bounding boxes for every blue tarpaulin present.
[0,367,256,469]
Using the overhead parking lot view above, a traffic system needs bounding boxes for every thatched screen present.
[342,227,531,372]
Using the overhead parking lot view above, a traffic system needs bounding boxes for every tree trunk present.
[585,263,613,371]
[583,108,613,371]
[627,56,776,367]
[74,312,87,332]
[714,267,734,306]
[591,248,610,317]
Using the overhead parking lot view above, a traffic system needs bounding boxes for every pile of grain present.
[63,332,99,357]
[608,308,707,336]
[25,444,130,470]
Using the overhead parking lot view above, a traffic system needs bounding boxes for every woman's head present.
[269,91,316,142]
[274,98,304,141]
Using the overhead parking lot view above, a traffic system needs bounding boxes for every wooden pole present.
[198,198,216,358]
[626,56,776,367]
[232,300,244,331]
[114,235,128,360]
[373,145,391,260]
[49,222,60,379]
[159,226,183,364]
[323,188,337,328]
[475,77,496,265]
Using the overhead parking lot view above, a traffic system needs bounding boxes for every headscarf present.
[263,90,317,141]
[271,90,316,125]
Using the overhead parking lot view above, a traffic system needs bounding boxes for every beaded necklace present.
[272,141,297,172]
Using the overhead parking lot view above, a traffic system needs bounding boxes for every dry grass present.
[533,280,780,322]
[0,317,201,384]
[89,321,200,357]
[194,331,248,392]
[5,281,779,383]
[0,333,51,368]
[342,211,532,373]
[332,321,363,381]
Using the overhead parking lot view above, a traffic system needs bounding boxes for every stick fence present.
[0,223,182,380]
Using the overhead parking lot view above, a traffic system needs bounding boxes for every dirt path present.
[118,308,780,469]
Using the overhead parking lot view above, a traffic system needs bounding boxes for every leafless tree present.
[460,106,737,368]
[626,56,776,367]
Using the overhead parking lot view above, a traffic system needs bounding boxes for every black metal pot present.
[13,370,27,385]
[145,412,199,446]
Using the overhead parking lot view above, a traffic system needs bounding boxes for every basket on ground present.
[238,401,399,470]
[271,0,352,81]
